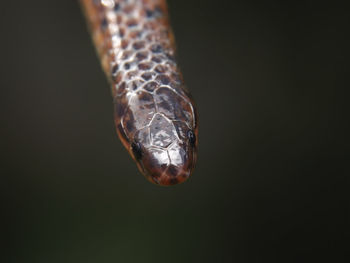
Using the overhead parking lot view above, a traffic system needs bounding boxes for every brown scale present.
[80,0,198,185]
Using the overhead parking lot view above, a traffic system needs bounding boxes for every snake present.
[80,0,198,185]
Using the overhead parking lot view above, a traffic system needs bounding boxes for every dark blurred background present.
[1,0,348,262]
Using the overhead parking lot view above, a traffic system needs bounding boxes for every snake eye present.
[188,130,196,147]
[131,141,143,160]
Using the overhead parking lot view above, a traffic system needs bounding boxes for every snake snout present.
[139,142,195,186]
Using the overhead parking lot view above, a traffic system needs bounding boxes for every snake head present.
[114,83,198,186]
[130,113,198,185]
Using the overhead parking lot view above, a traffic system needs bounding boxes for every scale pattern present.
[80,0,198,185]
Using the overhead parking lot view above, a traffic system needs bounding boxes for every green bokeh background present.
[2,0,347,262]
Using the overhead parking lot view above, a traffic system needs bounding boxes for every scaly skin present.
[80,0,198,185]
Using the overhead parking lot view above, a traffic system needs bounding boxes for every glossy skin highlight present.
[80,0,198,185]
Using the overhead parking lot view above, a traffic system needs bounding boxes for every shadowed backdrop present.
[1,0,348,262]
